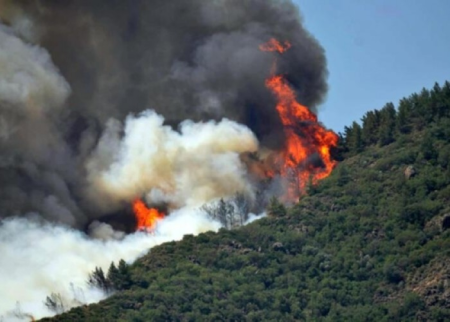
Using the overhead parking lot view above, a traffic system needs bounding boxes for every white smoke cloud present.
[245,212,267,225]
[0,209,221,321]
[86,110,259,213]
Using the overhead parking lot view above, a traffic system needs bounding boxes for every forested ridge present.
[44,81,450,321]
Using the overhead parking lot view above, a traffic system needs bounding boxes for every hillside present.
[45,82,450,321]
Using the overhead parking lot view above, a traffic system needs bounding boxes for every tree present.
[396,98,411,134]
[267,197,286,217]
[332,132,348,161]
[346,122,363,154]
[421,131,438,162]
[336,165,350,187]
[430,82,443,119]
[117,259,133,290]
[107,262,120,289]
[88,267,112,294]
[202,199,236,229]
[361,110,380,145]
[233,193,250,225]
[440,81,450,118]
[44,293,66,314]
[378,102,396,146]
[383,263,404,284]
[416,88,432,125]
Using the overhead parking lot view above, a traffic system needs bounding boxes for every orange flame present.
[260,39,338,199]
[259,38,292,53]
[132,199,164,231]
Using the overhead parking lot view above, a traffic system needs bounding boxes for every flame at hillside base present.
[132,199,165,231]
[260,39,338,199]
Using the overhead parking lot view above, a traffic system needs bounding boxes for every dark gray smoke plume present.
[0,0,327,227]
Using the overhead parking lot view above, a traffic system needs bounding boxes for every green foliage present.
[378,102,396,146]
[107,260,132,291]
[345,121,363,155]
[340,81,450,157]
[268,197,287,218]
[44,82,450,321]
[362,110,380,145]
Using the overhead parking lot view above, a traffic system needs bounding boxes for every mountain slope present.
[44,82,450,321]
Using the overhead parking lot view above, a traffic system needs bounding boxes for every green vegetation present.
[45,81,450,321]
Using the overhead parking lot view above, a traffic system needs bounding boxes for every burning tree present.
[260,39,338,199]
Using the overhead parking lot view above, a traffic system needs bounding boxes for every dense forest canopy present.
[44,81,450,321]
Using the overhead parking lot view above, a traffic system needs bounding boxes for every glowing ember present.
[132,199,164,231]
[260,39,338,198]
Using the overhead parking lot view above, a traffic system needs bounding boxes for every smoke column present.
[0,0,328,319]
[0,0,327,226]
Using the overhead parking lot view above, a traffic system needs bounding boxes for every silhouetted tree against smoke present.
[202,199,236,229]
[44,293,66,314]
[234,193,250,225]
[86,260,132,295]
[202,193,251,229]
[87,267,112,294]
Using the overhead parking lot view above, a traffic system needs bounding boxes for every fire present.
[259,38,292,53]
[132,199,164,231]
[260,39,338,198]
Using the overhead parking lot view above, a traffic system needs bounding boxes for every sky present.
[296,0,450,133]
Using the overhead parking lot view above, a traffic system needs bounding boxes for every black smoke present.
[0,0,327,227]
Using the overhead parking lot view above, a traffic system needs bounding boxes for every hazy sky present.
[296,0,450,132]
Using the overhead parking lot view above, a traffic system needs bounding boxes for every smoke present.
[0,0,329,319]
[0,0,327,227]
[86,110,258,214]
[0,21,85,227]
[0,211,221,320]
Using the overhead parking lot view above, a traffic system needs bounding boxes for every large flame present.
[132,199,165,231]
[261,39,338,198]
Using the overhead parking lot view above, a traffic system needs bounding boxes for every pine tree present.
[441,81,450,118]
[332,132,348,161]
[117,260,132,290]
[432,81,450,119]
[378,103,396,146]
[347,122,363,154]
[421,131,438,162]
[430,82,442,119]
[88,267,112,293]
[361,110,380,145]
[417,88,432,126]
[107,262,120,289]
[268,197,287,218]
[396,98,411,134]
